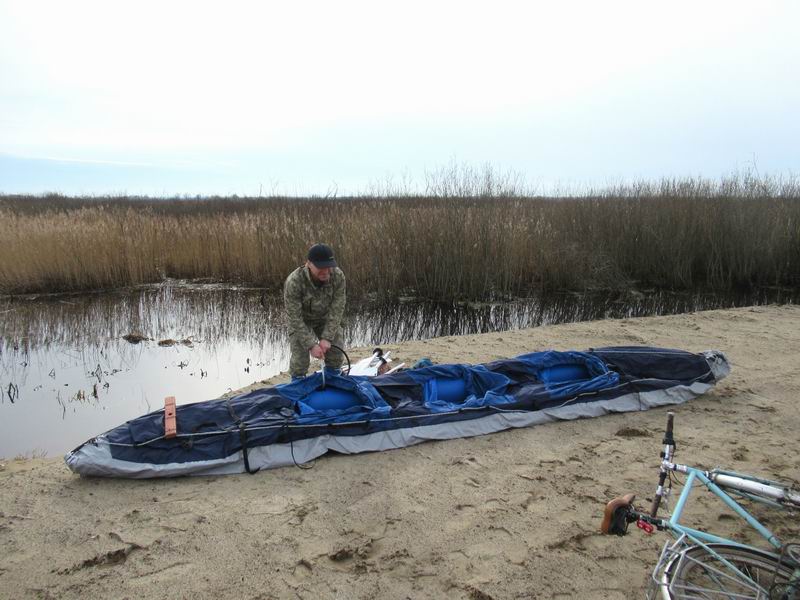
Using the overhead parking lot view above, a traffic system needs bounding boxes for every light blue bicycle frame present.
[664,466,783,551]
[652,463,800,597]
[624,411,799,597]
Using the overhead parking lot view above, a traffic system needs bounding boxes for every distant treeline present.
[2,174,799,300]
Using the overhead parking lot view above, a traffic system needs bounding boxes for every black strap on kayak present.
[226,397,260,475]
[283,422,314,470]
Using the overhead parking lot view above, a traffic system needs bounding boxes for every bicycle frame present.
[644,466,800,599]
[656,465,786,551]
[601,411,800,598]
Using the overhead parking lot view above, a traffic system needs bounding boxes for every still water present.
[1,284,796,458]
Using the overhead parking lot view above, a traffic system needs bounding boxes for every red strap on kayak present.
[164,396,177,439]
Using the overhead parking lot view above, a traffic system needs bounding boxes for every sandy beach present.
[1,304,798,599]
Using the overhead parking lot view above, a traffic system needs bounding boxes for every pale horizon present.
[2,0,798,196]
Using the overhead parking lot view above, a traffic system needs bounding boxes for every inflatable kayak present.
[65,346,729,478]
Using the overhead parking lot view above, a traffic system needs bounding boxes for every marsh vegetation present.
[1,171,798,300]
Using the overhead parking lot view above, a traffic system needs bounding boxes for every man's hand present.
[319,339,332,353]
[310,344,325,360]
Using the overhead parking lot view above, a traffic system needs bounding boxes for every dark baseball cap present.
[307,243,337,268]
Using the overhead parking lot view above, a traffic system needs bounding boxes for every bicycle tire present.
[659,543,797,600]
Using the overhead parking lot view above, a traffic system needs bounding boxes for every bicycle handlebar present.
[650,411,676,518]
[663,412,674,446]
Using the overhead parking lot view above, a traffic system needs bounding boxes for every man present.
[284,243,346,379]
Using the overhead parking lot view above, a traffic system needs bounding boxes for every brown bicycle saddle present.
[600,493,636,534]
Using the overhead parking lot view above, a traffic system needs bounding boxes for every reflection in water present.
[352,288,798,341]
[1,283,797,458]
[1,284,284,351]
[1,285,290,459]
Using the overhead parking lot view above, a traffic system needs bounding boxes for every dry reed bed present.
[1,178,799,300]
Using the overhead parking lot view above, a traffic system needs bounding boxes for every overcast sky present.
[1,1,798,196]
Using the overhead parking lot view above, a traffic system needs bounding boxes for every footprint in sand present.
[452,455,484,469]
[480,499,506,512]
[129,562,194,585]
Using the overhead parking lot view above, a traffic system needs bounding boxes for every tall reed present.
[1,174,798,300]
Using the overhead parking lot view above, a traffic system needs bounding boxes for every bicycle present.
[601,411,800,599]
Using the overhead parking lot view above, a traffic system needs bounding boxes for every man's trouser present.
[288,324,344,378]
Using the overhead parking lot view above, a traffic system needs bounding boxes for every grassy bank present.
[1,175,799,300]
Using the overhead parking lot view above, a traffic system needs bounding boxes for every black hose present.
[329,344,351,374]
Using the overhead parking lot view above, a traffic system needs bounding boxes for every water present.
[1,284,796,458]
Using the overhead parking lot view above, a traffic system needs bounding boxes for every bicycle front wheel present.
[660,543,797,599]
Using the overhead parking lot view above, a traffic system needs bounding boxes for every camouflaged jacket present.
[283,265,346,350]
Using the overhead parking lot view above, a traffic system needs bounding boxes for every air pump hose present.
[329,344,351,374]
[318,344,352,389]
